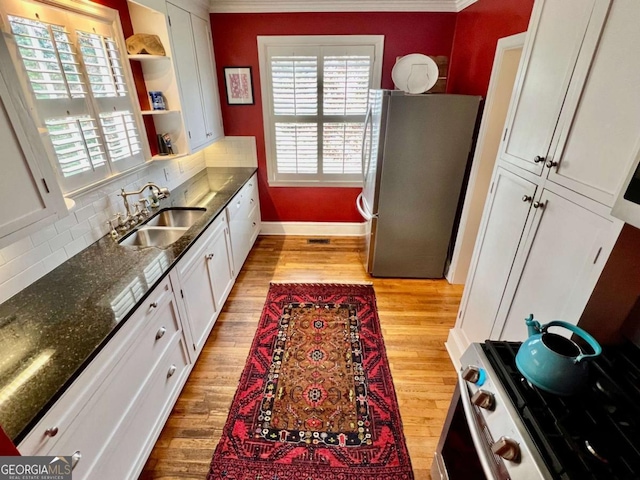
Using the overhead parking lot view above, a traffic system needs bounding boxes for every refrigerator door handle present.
[356,192,377,220]
[361,107,373,184]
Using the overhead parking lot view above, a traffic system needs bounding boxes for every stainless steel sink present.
[144,208,205,228]
[118,227,188,247]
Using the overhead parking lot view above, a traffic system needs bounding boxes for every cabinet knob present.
[546,159,558,169]
[252,222,256,227]
[522,195,532,203]
[72,451,82,470]
[155,327,166,340]
[149,302,158,309]
[533,155,545,163]
[44,427,59,437]
[206,253,214,260]
[167,364,177,378]
[491,437,520,462]
[533,201,545,209]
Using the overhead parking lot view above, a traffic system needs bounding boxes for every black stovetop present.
[483,341,640,480]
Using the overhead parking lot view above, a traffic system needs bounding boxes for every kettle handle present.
[542,321,602,363]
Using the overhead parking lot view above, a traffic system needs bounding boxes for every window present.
[258,36,384,186]
[0,0,146,193]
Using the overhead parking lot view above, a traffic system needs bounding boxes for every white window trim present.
[0,0,151,194]
[257,35,384,187]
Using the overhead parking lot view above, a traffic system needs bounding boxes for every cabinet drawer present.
[18,276,174,456]
[228,175,258,221]
[249,203,261,246]
[24,287,182,478]
[97,337,190,480]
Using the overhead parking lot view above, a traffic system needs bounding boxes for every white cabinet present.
[18,277,188,480]
[545,0,640,206]
[173,212,234,356]
[0,50,66,249]
[499,0,610,175]
[227,173,261,276]
[458,168,537,343]
[493,188,615,341]
[167,4,224,151]
[448,0,632,363]
[127,0,224,158]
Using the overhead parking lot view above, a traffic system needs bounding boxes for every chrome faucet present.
[119,182,170,218]
[108,183,171,239]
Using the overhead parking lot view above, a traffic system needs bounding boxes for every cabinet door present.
[494,189,614,341]
[179,229,219,352]
[0,67,64,247]
[191,14,223,142]
[546,0,640,206]
[458,168,537,343]
[167,3,207,150]
[208,224,234,310]
[499,0,610,175]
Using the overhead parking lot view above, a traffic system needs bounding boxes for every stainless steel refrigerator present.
[356,90,481,278]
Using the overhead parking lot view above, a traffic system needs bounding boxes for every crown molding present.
[209,0,478,14]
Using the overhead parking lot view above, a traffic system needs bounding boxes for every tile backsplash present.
[0,136,258,305]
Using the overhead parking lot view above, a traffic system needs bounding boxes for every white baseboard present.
[260,221,365,236]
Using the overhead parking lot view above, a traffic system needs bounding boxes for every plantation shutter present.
[266,43,374,184]
[2,0,145,193]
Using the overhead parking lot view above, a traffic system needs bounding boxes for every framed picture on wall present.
[224,67,254,105]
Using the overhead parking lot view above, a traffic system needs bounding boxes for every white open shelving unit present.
[127,0,189,158]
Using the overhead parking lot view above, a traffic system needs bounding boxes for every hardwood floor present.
[139,236,463,480]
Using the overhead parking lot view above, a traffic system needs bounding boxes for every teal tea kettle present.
[515,314,602,396]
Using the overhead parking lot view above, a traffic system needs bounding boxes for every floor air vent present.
[307,238,330,244]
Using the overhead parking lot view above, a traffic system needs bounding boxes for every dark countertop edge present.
[13,167,257,445]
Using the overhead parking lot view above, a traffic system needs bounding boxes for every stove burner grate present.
[483,340,640,480]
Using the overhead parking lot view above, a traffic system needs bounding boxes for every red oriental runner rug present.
[208,283,414,480]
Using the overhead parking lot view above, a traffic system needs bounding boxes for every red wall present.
[210,12,457,222]
[447,0,535,96]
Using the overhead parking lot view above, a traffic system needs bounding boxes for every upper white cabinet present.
[127,0,224,157]
[167,4,223,151]
[0,49,66,249]
[499,0,610,175]
[545,0,640,206]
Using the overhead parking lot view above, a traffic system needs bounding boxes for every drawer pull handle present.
[72,451,82,470]
[206,253,214,260]
[167,364,177,378]
[44,427,58,437]
[149,302,158,310]
[156,327,166,340]
[533,155,545,163]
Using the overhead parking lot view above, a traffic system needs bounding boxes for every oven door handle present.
[458,375,500,479]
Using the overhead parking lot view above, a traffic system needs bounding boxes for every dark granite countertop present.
[0,167,257,443]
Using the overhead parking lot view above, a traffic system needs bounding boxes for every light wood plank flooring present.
[139,236,463,480]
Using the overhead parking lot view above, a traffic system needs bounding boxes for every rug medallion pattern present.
[208,283,414,480]
[256,302,372,447]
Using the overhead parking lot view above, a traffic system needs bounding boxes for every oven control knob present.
[471,389,495,410]
[491,436,520,462]
[461,366,486,386]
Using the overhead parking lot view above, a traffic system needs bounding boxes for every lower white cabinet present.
[18,175,260,479]
[172,212,234,357]
[227,173,261,276]
[493,188,616,340]
[18,276,185,480]
[458,168,537,343]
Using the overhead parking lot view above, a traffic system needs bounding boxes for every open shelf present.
[128,54,170,62]
[141,109,180,116]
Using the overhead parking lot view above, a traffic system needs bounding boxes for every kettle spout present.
[525,314,542,337]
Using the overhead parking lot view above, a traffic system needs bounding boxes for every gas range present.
[432,341,640,480]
